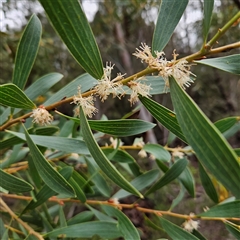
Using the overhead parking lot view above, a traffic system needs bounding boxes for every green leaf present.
[80,107,143,198]
[56,112,155,137]
[192,229,207,240]
[34,126,59,136]
[195,55,240,75]
[85,157,111,197]
[152,0,188,52]
[0,144,26,169]
[178,166,195,198]
[225,222,240,239]
[169,184,185,210]
[223,121,240,139]
[143,144,171,162]
[88,119,155,137]
[28,155,42,189]
[0,136,24,151]
[0,127,58,152]
[39,0,103,79]
[112,169,160,199]
[103,149,137,163]
[169,76,240,198]
[0,168,33,193]
[87,205,116,222]
[23,125,75,197]
[140,96,187,143]
[103,149,142,177]
[12,14,41,89]
[44,73,97,105]
[234,148,240,156]
[68,176,86,203]
[0,73,62,125]
[22,167,73,213]
[71,170,94,194]
[214,117,239,134]
[0,84,36,109]
[25,73,63,100]
[199,162,219,203]
[45,221,122,238]
[198,200,240,218]
[0,218,8,239]
[6,131,89,155]
[203,0,214,42]
[67,211,94,225]
[159,217,200,240]
[102,205,140,240]
[59,207,67,228]
[145,158,188,195]
[157,159,194,198]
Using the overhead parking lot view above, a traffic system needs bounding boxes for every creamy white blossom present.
[108,198,119,205]
[94,62,125,102]
[182,213,200,232]
[71,86,98,118]
[30,106,53,126]
[110,137,123,149]
[128,79,151,105]
[172,150,184,159]
[133,43,195,90]
[138,149,147,158]
[133,137,145,148]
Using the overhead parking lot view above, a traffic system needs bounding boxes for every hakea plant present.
[0,1,240,240]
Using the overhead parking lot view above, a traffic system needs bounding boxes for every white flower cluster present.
[109,137,123,149]
[182,213,200,232]
[94,62,125,102]
[30,106,53,126]
[133,137,147,158]
[71,86,98,118]
[128,79,152,105]
[172,147,185,159]
[133,43,195,90]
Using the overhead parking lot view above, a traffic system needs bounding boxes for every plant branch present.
[1,194,240,223]
[204,11,240,51]
[0,197,44,240]
[0,41,239,132]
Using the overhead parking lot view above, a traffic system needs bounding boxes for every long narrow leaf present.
[12,14,41,89]
[145,158,188,195]
[44,73,97,105]
[80,107,143,198]
[39,0,103,79]
[199,162,219,203]
[56,111,155,137]
[22,167,73,213]
[112,169,160,199]
[140,96,187,143]
[0,84,36,109]
[6,131,89,155]
[159,217,199,240]
[45,221,122,238]
[102,205,140,240]
[198,200,240,218]
[169,77,240,198]
[0,168,33,193]
[195,55,240,75]
[225,222,240,239]
[203,0,214,42]
[152,0,188,52]
[23,125,75,197]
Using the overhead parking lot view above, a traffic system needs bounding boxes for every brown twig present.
[1,194,240,223]
[0,197,44,240]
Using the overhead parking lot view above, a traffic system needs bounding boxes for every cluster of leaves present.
[0,0,239,239]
